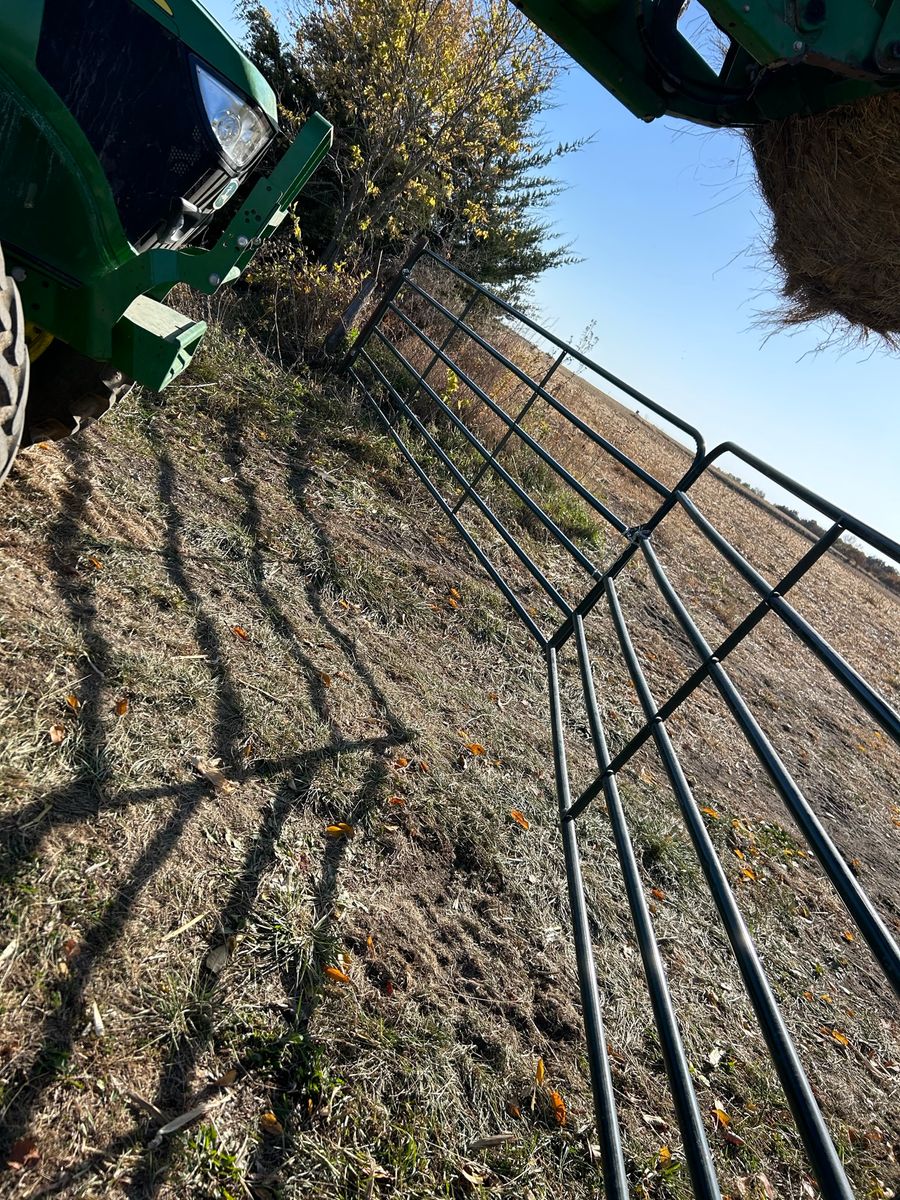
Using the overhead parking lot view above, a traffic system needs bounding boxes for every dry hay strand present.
[749,90,900,345]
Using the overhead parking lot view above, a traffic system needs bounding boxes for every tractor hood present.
[130,0,279,127]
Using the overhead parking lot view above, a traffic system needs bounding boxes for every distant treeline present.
[775,505,900,596]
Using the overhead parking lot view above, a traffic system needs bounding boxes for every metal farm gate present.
[341,243,900,1200]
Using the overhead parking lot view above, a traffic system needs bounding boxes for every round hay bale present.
[749,91,900,344]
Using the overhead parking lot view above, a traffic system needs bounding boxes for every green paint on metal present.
[512,0,900,125]
[0,0,332,391]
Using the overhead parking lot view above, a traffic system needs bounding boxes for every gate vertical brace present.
[452,350,567,515]
[341,236,428,373]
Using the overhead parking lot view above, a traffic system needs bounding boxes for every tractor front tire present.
[0,245,30,485]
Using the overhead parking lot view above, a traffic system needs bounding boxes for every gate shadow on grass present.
[122,422,412,1197]
[1,417,411,1198]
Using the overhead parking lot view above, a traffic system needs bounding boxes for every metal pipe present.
[639,537,900,997]
[546,646,630,1200]
[452,350,567,516]
[365,329,603,581]
[357,345,572,616]
[348,366,546,645]
[570,615,722,1200]
[604,577,855,1200]
[678,491,900,748]
[395,282,670,502]
[419,248,706,455]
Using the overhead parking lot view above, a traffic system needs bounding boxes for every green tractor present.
[0,0,332,482]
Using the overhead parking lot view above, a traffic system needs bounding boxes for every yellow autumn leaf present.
[259,1111,283,1135]
[88,556,103,570]
[651,887,666,901]
[741,867,756,881]
[830,1028,850,1046]
[325,822,355,839]
[510,809,530,830]
[232,625,249,640]
[465,743,486,756]
[65,694,80,711]
[535,1057,545,1086]
[658,1145,672,1165]
[733,848,745,860]
[713,1105,730,1126]
[324,966,351,984]
[115,698,129,717]
[700,806,720,819]
[841,930,855,943]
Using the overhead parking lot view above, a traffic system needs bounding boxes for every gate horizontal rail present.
[342,241,900,1199]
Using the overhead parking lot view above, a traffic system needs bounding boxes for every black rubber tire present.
[0,244,30,485]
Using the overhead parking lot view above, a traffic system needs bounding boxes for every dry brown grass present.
[0,322,898,1200]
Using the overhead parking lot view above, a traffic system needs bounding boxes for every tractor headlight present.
[195,63,271,171]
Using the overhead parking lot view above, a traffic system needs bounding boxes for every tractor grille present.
[37,0,226,248]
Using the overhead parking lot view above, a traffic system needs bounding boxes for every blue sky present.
[204,1,898,547]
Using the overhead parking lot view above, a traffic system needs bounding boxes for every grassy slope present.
[0,328,897,1199]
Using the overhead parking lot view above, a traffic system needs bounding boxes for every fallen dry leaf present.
[115,697,129,717]
[215,1068,238,1087]
[319,672,332,687]
[205,939,236,975]
[259,1111,283,1136]
[232,625,249,640]
[65,693,80,711]
[395,756,410,768]
[49,724,66,744]
[465,743,486,756]
[700,805,720,819]
[90,1001,105,1038]
[88,556,103,570]
[651,887,666,902]
[720,1127,746,1148]
[324,966,350,984]
[841,930,855,943]
[713,1104,730,1126]
[468,1133,517,1153]
[325,822,355,839]
[6,1137,39,1171]
[190,756,234,794]
[510,809,530,830]
[828,1027,850,1047]
[548,1089,566,1126]
[657,1145,672,1166]
[457,1160,488,1186]
[387,795,405,806]
[535,1057,545,1087]
[149,1102,217,1148]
